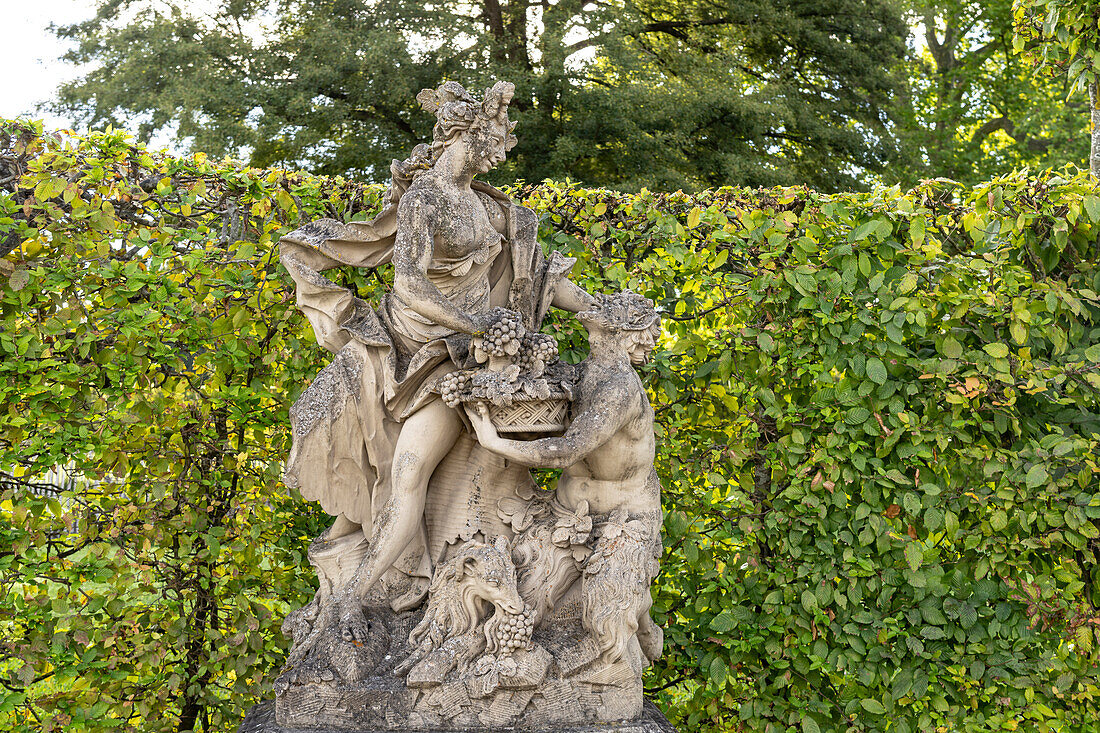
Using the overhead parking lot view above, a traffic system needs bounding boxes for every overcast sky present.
[4,0,96,129]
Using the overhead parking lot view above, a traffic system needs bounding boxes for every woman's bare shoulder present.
[399,176,450,217]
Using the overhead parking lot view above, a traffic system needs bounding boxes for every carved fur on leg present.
[581,510,660,665]
[510,517,582,623]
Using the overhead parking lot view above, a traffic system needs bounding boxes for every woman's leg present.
[327,514,360,539]
[346,397,463,612]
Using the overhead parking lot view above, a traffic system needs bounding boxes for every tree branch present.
[564,16,734,54]
[970,116,1014,145]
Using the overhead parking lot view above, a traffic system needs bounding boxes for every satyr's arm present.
[393,192,489,335]
[467,385,633,469]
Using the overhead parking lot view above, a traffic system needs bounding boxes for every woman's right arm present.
[392,192,490,335]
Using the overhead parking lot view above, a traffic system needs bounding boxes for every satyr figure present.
[469,291,665,669]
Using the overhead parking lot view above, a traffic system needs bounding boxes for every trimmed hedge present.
[2,120,1099,732]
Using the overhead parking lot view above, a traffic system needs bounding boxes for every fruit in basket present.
[474,308,525,361]
[515,333,559,376]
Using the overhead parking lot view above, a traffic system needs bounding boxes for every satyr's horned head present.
[578,291,661,365]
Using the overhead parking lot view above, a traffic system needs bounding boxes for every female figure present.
[279,81,593,648]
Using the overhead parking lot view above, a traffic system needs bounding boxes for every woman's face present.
[465,121,510,174]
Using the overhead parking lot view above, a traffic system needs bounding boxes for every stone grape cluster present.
[515,333,559,372]
[494,607,535,654]
[480,308,525,357]
[437,371,471,408]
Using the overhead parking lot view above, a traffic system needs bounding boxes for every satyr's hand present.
[466,402,499,446]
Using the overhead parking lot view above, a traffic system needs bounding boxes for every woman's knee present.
[391,450,434,489]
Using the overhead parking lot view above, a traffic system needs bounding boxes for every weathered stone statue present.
[240,80,676,733]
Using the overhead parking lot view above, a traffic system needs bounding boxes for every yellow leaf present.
[276,189,295,212]
[687,206,702,228]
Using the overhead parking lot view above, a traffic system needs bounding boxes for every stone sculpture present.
[240,80,676,733]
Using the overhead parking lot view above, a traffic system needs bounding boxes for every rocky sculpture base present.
[266,597,664,732]
[240,698,676,733]
[242,695,673,726]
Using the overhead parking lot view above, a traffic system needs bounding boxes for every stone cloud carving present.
[241,80,675,733]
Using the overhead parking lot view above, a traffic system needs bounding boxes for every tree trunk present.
[1090,82,1100,177]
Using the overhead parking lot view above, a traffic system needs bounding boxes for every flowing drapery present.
[279,178,575,588]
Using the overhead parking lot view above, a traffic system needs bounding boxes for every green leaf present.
[959,603,978,630]
[891,668,913,700]
[984,343,1009,358]
[860,698,886,715]
[708,656,727,686]
[1026,464,1049,489]
[990,510,1008,531]
[904,542,923,572]
[7,270,29,291]
[801,589,818,613]
[898,272,918,294]
[1011,322,1028,345]
[758,332,775,352]
[851,220,879,241]
[687,206,701,228]
[709,611,737,633]
[866,357,888,385]
[845,407,870,425]
[942,336,962,359]
[801,716,822,733]
[920,604,946,626]
[1085,196,1100,222]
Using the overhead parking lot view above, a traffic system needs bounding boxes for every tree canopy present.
[1013,0,1100,175]
[53,0,909,192]
[898,0,1088,184]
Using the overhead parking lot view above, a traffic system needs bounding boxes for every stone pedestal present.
[239,698,678,733]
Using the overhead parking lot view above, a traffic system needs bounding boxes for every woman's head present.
[416,81,518,174]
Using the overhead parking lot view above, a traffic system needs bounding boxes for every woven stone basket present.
[489,397,569,433]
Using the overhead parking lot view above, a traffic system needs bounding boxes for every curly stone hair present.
[386,81,519,201]
[578,291,660,333]
[416,80,518,165]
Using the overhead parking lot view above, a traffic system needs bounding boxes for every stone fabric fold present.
[278,180,573,564]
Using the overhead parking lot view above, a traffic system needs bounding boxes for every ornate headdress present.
[579,291,660,332]
[417,81,517,160]
[387,81,518,202]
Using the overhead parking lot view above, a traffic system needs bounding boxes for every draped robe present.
[279,177,574,593]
